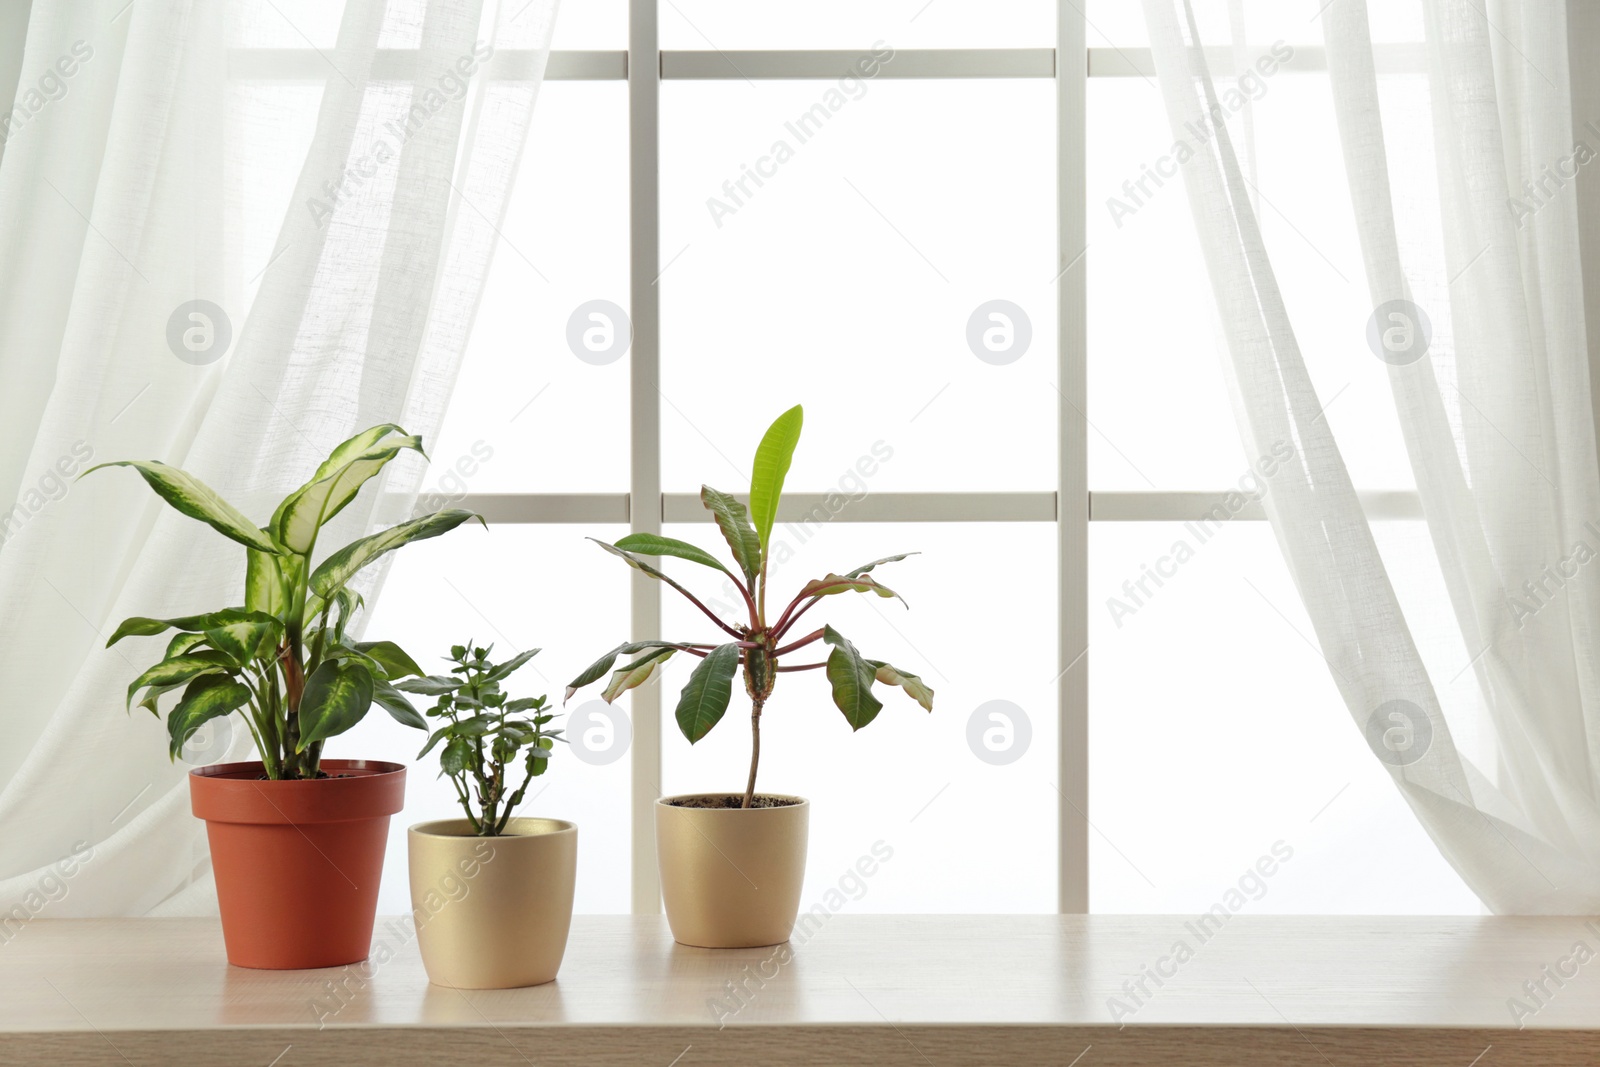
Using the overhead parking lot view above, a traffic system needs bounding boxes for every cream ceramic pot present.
[407,817,577,988]
[655,794,808,948]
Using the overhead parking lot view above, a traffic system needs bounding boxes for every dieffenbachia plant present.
[567,405,933,809]
[86,425,482,780]
[413,641,564,836]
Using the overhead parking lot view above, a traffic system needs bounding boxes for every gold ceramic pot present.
[655,794,808,948]
[407,817,577,988]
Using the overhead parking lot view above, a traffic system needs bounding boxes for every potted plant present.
[88,425,480,969]
[567,405,933,948]
[406,641,574,988]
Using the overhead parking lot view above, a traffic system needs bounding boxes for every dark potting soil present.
[668,795,800,809]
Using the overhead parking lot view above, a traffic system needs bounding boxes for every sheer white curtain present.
[0,0,556,916]
[1141,0,1600,911]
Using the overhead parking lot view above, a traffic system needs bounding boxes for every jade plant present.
[87,425,482,779]
[412,641,563,836]
[567,405,933,809]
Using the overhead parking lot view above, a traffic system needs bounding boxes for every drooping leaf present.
[296,659,375,750]
[270,431,425,554]
[83,461,282,554]
[867,660,935,712]
[794,573,905,607]
[614,533,733,578]
[601,647,674,704]
[373,680,426,729]
[843,552,918,579]
[674,642,741,743]
[108,610,249,647]
[417,727,452,760]
[167,673,252,760]
[354,640,424,680]
[823,626,882,731]
[700,485,761,583]
[747,405,803,553]
[126,651,235,711]
[394,674,462,696]
[587,539,727,622]
[566,640,685,702]
[483,647,540,683]
[308,509,484,598]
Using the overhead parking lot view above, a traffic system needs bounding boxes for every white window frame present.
[243,1,1430,915]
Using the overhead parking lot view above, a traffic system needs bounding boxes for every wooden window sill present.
[2,915,1596,1064]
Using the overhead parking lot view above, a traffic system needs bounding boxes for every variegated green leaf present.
[394,674,461,696]
[614,533,732,577]
[823,626,882,730]
[308,509,484,598]
[164,631,209,659]
[204,611,281,665]
[84,461,281,554]
[748,405,803,552]
[296,659,375,750]
[270,431,425,554]
[602,647,674,704]
[867,660,934,712]
[244,547,287,617]
[127,651,235,711]
[108,610,246,647]
[674,642,741,743]
[167,674,252,760]
[700,485,761,583]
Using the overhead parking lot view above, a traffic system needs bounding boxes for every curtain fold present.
[1141,0,1600,911]
[0,0,557,916]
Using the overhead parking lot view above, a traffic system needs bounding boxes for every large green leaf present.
[108,609,251,647]
[164,631,209,659]
[674,642,741,743]
[353,640,424,680]
[126,651,235,710]
[296,660,375,750]
[868,660,934,713]
[84,461,281,554]
[794,573,904,606]
[614,533,732,578]
[308,510,484,598]
[700,485,761,583]
[823,626,882,731]
[747,405,804,552]
[373,680,426,729]
[588,539,720,619]
[167,674,252,760]
[566,640,679,701]
[270,430,425,554]
[602,647,674,704]
[844,552,918,579]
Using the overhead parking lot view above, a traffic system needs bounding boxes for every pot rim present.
[189,759,406,781]
[408,817,577,839]
[656,792,809,810]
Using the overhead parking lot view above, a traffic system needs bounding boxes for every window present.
[271,1,1482,916]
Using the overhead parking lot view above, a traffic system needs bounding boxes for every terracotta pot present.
[408,817,578,988]
[189,760,405,970]
[655,794,808,948]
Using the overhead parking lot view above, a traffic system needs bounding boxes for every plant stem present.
[743,696,764,809]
